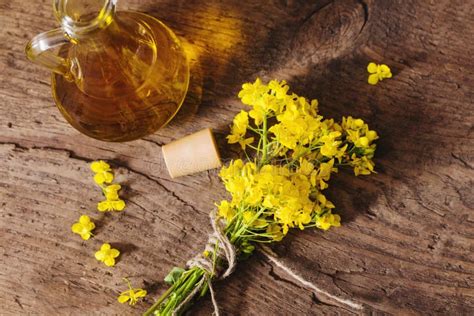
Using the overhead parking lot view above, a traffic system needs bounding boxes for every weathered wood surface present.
[1,0,474,315]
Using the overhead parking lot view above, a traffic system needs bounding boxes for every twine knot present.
[172,210,237,316]
[171,211,363,315]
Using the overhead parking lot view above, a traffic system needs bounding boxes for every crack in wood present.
[0,141,205,216]
[299,0,335,29]
[141,138,166,147]
[14,297,24,310]
[108,158,206,216]
[356,0,369,35]
[3,0,474,313]
[451,152,473,170]
[128,200,183,230]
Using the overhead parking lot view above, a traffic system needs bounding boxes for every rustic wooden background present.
[1,0,473,315]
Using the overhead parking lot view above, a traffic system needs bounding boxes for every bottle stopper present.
[162,128,222,178]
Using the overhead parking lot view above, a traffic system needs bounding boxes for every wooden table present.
[1,0,473,314]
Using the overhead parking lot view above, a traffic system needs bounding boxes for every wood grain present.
[1,0,473,315]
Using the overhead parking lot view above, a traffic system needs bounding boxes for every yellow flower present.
[95,243,120,267]
[296,211,312,229]
[367,62,392,85]
[103,184,121,200]
[245,187,263,206]
[268,79,289,100]
[71,215,95,240]
[355,136,369,148]
[249,106,266,126]
[219,159,244,181]
[350,154,375,176]
[266,224,284,241]
[312,193,336,215]
[342,116,364,131]
[91,160,114,185]
[242,210,267,228]
[98,183,125,212]
[316,213,341,230]
[367,130,378,142]
[217,200,235,222]
[269,98,323,150]
[310,159,337,190]
[317,194,335,209]
[238,137,254,150]
[231,111,249,135]
[319,131,342,158]
[341,116,378,158]
[238,78,269,106]
[220,80,379,239]
[118,278,147,306]
[298,158,314,176]
[227,111,254,149]
[262,194,279,209]
[97,199,126,212]
[220,160,322,235]
[237,79,296,125]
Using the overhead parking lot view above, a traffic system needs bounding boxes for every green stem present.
[246,144,260,151]
[143,282,178,316]
[247,125,261,133]
[174,271,202,299]
[144,268,206,316]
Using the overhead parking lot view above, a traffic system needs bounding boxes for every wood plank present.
[1,0,473,314]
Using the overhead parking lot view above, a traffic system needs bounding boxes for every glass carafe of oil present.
[25,0,189,141]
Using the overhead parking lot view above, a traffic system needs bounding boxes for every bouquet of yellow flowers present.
[145,79,378,315]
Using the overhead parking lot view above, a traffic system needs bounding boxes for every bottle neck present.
[54,0,117,39]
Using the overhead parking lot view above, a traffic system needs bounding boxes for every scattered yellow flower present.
[98,183,125,211]
[95,243,120,267]
[118,278,147,306]
[71,215,95,240]
[103,184,122,201]
[367,62,392,85]
[91,160,114,185]
[97,199,126,212]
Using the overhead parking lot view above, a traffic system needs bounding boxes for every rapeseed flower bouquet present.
[145,79,378,315]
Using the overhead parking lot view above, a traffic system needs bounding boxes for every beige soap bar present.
[162,128,222,178]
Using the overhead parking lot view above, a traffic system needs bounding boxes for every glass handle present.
[25,28,74,80]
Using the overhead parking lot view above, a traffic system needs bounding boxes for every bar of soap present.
[162,128,222,178]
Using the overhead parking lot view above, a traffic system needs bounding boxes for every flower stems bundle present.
[145,79,378,315]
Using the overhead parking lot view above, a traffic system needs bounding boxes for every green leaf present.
[164,267,185,285]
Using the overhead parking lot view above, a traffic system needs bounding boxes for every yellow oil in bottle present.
[52,11,189,141]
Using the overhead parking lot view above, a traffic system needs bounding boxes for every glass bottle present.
[25,0,189,141]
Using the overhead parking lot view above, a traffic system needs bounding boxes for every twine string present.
[171,211,362,315]
[173,209,236,316]
[259,245,364,311]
